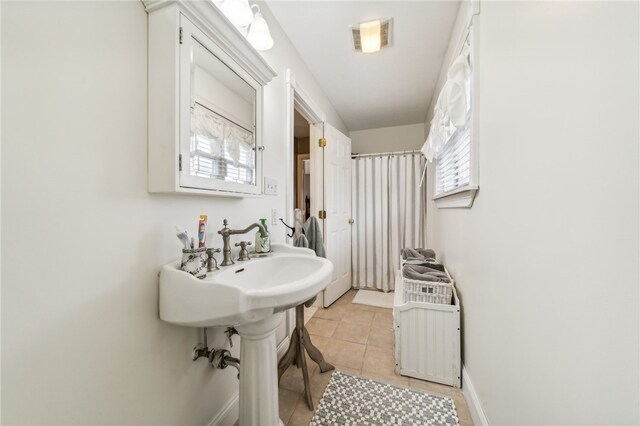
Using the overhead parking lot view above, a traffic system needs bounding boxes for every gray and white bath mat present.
[311,371,459,426]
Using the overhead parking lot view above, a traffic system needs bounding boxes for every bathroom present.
[1,0,639,425]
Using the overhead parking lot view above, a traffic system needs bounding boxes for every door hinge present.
[179,154,183,171]
[318,210,327,219]
[179,27,183,44]
[318,138,326,148]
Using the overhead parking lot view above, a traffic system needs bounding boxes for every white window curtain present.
[351,153,428,292]
[422,43,471,163]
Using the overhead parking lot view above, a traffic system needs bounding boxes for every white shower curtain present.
[351,153,428,292]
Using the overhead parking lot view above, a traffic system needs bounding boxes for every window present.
[426,31,478,209]
[435,123,471,196]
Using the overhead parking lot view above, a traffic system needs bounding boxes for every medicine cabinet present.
[145,0,277,197]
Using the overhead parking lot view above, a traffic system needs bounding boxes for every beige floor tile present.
[348,301,380,312]
[361,344,397,378]
[307,334,329,352]
[312,304,346,321]
[372,309,394,329]
[332,289,357,306]
[279,387,300,425]
[367,326,394,348]
[323,339,366,370]
[334,366,361,376]
[305,317,338,338]
[287,394,321,426]
[332,320,371,345]
[309,369,333,398]
[341,308,375,327]
[408,378,460,399]
[279,365,306,394]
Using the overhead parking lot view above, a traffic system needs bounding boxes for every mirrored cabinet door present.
[179,16,263,195]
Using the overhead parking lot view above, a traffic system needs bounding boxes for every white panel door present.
[322,124,352,307]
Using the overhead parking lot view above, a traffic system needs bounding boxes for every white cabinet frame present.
[145,0,277,197]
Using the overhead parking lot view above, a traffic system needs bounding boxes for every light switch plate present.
[271,208,278,226]
[264,176,278,195]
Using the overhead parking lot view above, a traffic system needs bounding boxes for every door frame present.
[284,69,325,340]
[285,69,325,239]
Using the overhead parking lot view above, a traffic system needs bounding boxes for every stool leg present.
[302,327,335,373]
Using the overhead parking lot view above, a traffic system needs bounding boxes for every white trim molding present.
[143,0,277,85]
[284,69,325,242]
[434,186,478,209]
[462,365,490,426]
[208,392,239,426]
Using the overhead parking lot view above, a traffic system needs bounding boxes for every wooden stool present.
[277,302,334,410]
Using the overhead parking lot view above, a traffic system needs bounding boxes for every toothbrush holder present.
[180,247,207,279]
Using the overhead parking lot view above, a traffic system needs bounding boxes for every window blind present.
[435,123,471,195]
[190,103,256,185]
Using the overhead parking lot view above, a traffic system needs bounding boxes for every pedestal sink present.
[159,244,333,426]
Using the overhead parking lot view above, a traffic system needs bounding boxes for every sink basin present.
[158,243,333,426]
[159,245,333,327]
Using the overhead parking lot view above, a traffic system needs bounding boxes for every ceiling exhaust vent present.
[351,18,392,53]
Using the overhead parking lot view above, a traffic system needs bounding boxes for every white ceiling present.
[266,1,461,131]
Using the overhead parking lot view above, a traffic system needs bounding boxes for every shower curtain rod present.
[351,149,422,159]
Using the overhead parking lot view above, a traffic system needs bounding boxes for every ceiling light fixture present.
[247,5,274,51]
[220,0,254,28]
[352,18,392,53]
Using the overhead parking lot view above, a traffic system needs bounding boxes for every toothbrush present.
[175,225,190,250]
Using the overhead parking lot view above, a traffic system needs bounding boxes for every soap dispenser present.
[255,218,271,253]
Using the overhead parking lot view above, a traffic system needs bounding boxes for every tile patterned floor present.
[279,289,474,426]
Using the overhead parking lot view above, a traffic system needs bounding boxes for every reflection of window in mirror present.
[188,36,257,187]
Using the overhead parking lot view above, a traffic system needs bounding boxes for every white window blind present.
[435,123,471,195]
[190,103,256,185]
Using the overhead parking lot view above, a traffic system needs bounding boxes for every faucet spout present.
[217,220,268,267]
[230,223,267,237]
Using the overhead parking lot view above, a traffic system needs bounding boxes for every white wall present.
[427,1,639,424]
[350,123,425,155]
[0,1,345,424]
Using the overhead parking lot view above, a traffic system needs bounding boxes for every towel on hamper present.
[401,248,436,261]
[402,264,451,283]
[303,216,326,258]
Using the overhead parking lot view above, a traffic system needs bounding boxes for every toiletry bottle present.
[255,218,271,253]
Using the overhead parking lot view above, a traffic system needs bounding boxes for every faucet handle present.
[235,241,252,261]
[206,247,221,272]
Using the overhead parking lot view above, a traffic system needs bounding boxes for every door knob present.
[348,218,354,224]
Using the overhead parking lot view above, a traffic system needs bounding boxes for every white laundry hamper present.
[393,269,461,388]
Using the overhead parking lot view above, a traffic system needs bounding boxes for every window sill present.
[433,185,479,209]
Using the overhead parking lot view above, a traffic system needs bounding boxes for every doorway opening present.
[293,109,312,221]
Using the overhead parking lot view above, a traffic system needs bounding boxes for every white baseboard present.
[462,365,490,426]
[208,337,290,426]
[208,392,239,426]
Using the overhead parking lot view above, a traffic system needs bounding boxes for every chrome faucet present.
[217,219,268,267]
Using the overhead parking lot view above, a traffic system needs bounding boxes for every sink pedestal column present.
[236,312,284,426]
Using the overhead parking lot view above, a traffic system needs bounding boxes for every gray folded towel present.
[303,216,326,258]
[401,248,436,261]
[294,233,309,249]
[402,264,451,283]
[417,248,436,259]
[416,261,446,272]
